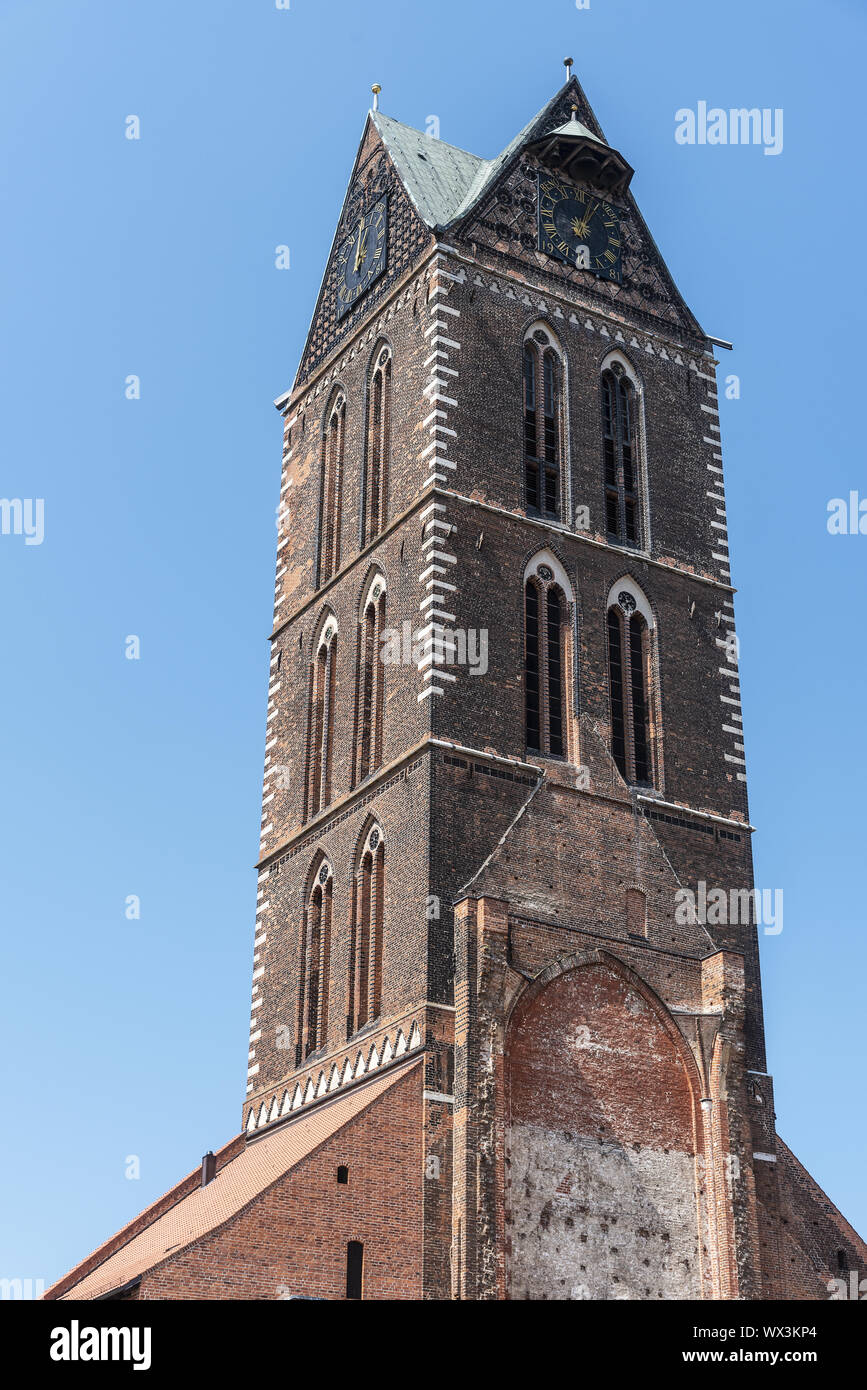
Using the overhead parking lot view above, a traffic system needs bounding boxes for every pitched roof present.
[371,78,610,231]
[50,1058,421,1302]
[370,111,485,228]
[776,1137,867,1258]
[450,83,592,225]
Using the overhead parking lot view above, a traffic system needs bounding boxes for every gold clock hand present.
[353,223,366,274]
[570,200,598,242]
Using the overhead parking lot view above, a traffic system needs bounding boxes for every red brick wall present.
[762,1139,867,1299]
[139,1065,424,1300]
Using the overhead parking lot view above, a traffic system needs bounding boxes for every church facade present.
[46,70,866,1301]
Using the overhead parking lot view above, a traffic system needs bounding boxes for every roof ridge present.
[449,77,592,225]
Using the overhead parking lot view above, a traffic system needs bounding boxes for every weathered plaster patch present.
[509,1124,701,1300]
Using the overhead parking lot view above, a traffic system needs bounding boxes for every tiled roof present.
[51,1058,421,1301]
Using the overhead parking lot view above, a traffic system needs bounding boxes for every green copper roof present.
[545,112,603,145]
[370,111,486,228]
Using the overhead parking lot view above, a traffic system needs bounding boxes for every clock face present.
[537,174,623,283]
[336,196,388,319]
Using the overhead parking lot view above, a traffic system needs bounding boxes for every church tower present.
[46,68,866,1303]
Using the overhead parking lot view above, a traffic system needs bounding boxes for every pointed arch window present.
[353,578,386,787]
[304,618,338,820]
[607,588,655,786]
[297,859,332,1063]
[524,559,573,758]
[318,391,345,585]
[348,825,384,1037]
[523,329,562,520]
[602,363,641,547]
[363,347,391,546]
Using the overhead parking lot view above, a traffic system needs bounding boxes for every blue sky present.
[1,0,864,1289]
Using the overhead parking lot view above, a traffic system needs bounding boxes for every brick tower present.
[47,70,866,1302]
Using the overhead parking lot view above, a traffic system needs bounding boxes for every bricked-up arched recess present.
[348,821,385,1038]
[523,324,565,521]
[317,386,345,587]
[297,855,333,1065]
[605,576,660,789]
[523,550,576,761]
[352,572,386,788]
[303,612,338,821]
[505,960,705,1300]
[362,342,392,546]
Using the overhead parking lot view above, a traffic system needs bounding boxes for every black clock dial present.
[537,174,623,283]
[336,196,388,319]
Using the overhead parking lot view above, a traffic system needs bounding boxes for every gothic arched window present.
[348,824,384,1037]
[524,556,573,758]
[363,346,392,546]
[353,576,386,787]
[318,390,345,585]
[523,328,562,520]
[606,584,656,786]
[304,617,338,820]
[297,858,332,1063]
[602,362,641,547]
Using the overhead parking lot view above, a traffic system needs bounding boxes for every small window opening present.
[346,1240,364,1300]
[337,1165,349,1185]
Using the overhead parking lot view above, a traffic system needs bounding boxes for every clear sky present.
[1,0,864,1291]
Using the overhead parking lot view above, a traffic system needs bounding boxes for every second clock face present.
[537,174,623,283]
[336,196,388,319]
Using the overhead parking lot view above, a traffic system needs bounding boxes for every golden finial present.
[371,83,382,111]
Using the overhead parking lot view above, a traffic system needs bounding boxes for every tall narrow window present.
[297,860,332,1063]
[304,619,338,820]
[363,347,391,546]
[523,329,562,519]
[348,825,384,1037]
[629,612,651,784]
[607,606,626,775]
[523,343,536,466]
[546,585,564,755]
[524,580,541,752]
[602,363,641,547]
[346,1241,364,1300]
[318,392,345,585]
[354,578,386,787]
[606,588,655,786]
[524,559,572,758]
